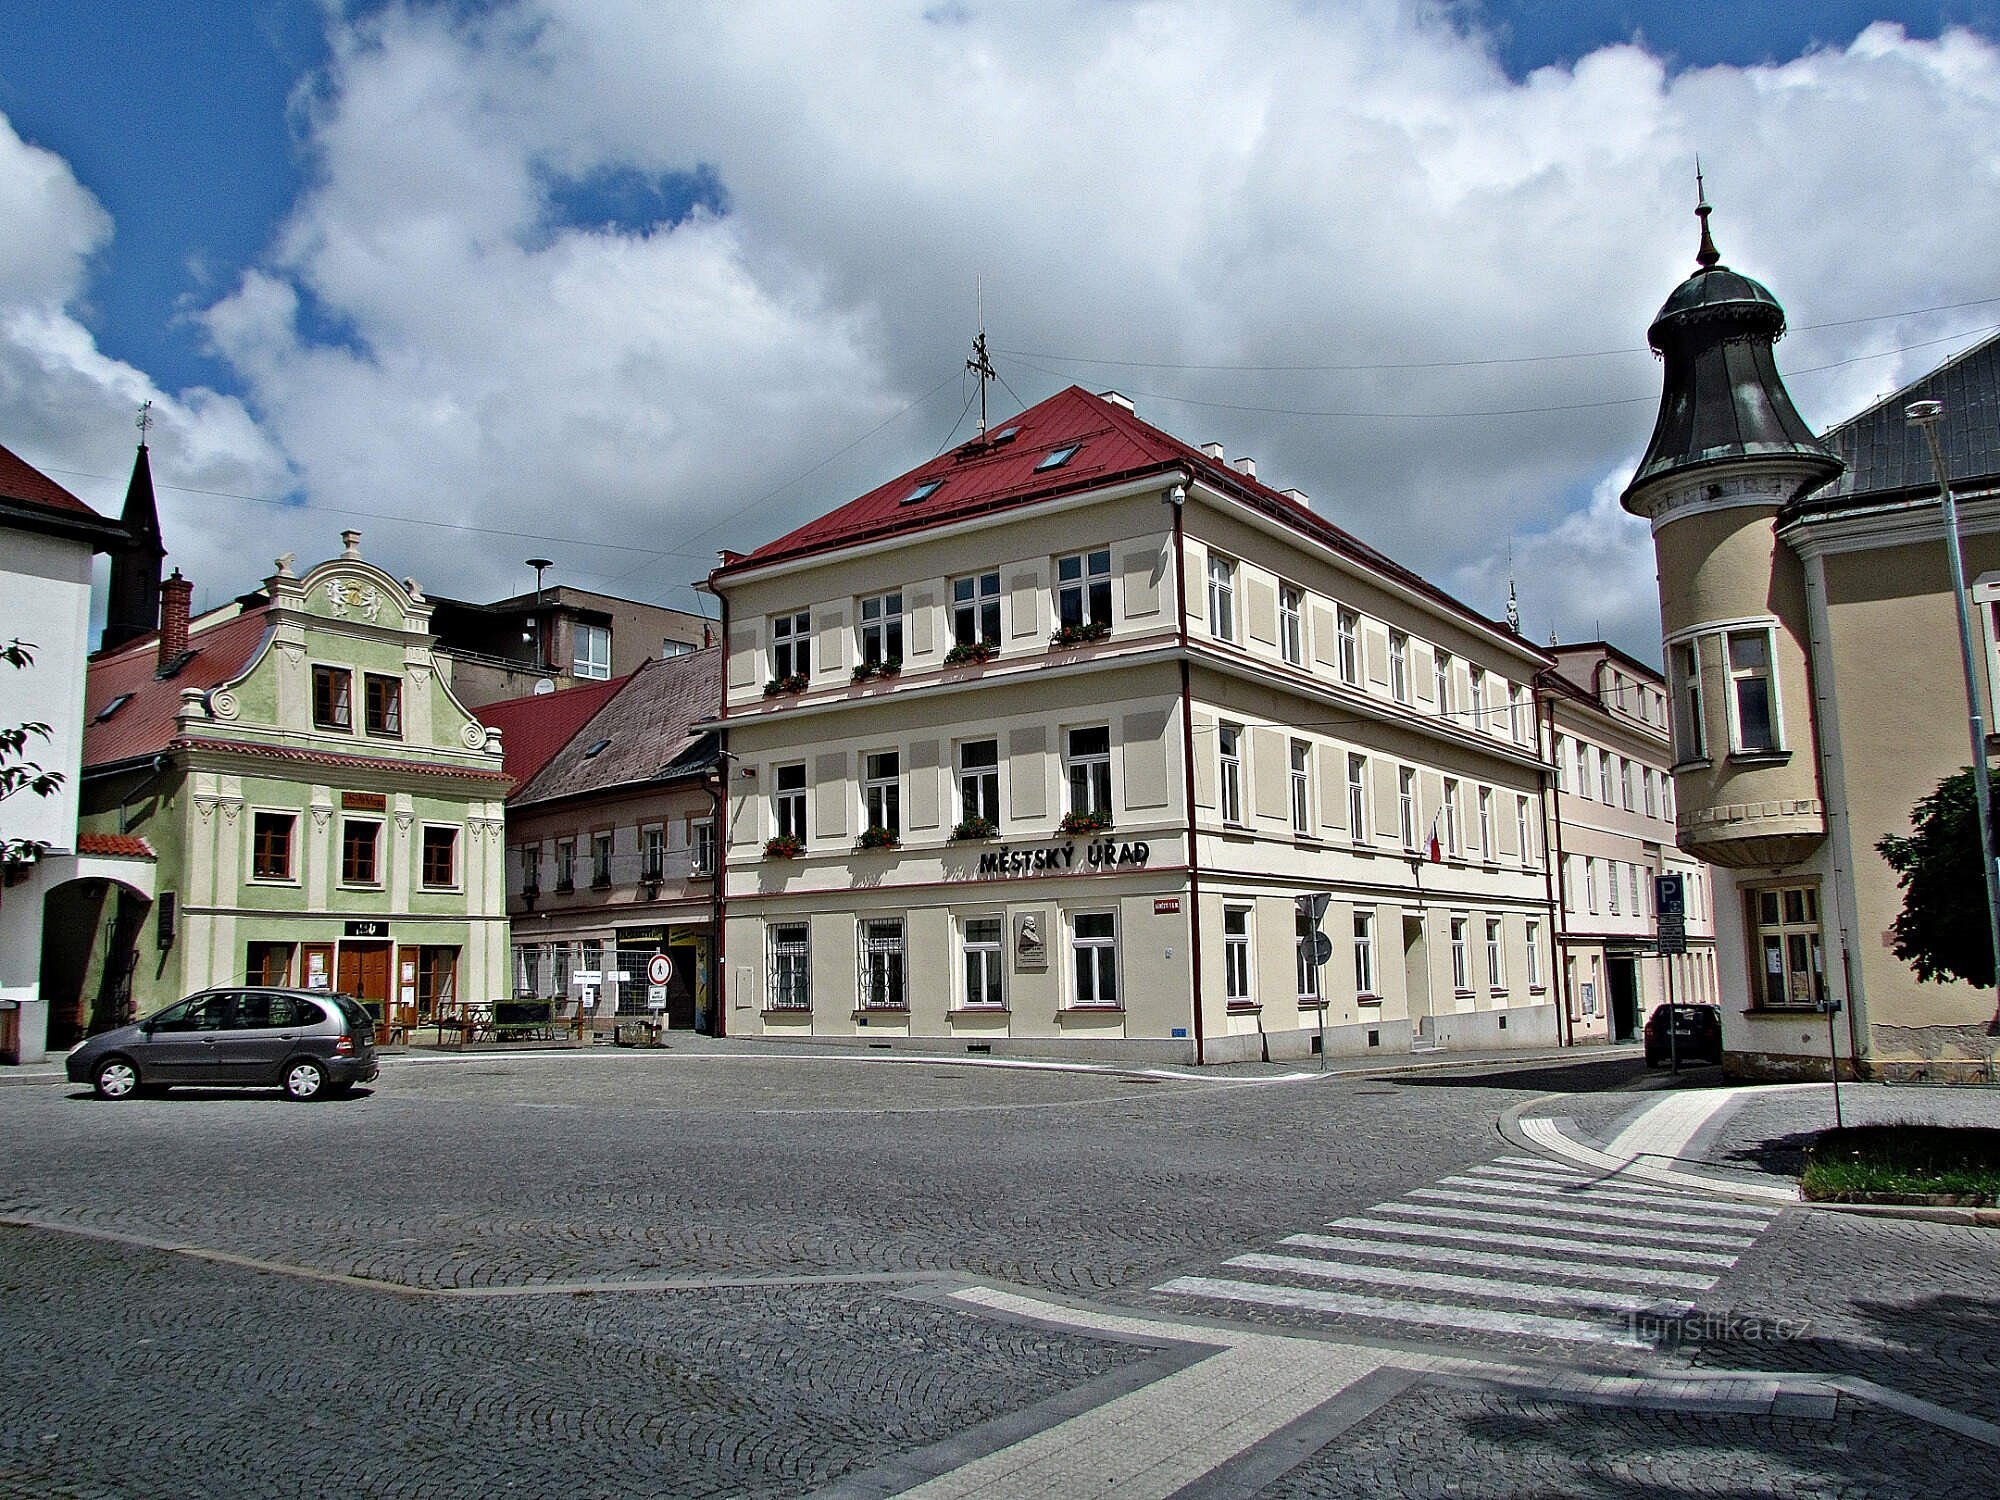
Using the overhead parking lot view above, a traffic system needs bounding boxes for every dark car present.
[1643,1002,1723,1066]
[66,987,379,1101]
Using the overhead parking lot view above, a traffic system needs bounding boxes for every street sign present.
[1310,932,1334,967]
[1655,872,1685,918]
[648,985,668,1011]
[1656,913,1687,956]
[646,952,673,987]
[1296,892,1332,925]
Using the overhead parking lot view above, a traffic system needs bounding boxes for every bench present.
[491,999,557,1041]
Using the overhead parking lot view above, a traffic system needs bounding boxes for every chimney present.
[702,625,714,648]
[1200,442,1226,461]
[1232,455,1258,479]
[1281,487,1310,509]
[1098,390,1135,413]
[158,569,193,670]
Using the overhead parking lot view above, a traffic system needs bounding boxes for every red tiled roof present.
[77,832,155,859]
[511,648,720,808]
[83,609,275,769]
[173,737,510,782]
[719,386,1536,653]
[0,441,101,519]
[476,674,629,785]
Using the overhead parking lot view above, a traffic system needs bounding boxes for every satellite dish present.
[533,679,556,696]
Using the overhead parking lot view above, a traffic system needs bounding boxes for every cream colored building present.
[709,388,1560,1064]
[1541,643,1718,1045]
[1624,202,2000,1080]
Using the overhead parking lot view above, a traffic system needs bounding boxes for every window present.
[1224,907,1253,1004]
[590,831,613,887]
[312,665,353,730]
[1728,628,1780,752]
[959,739,999,826]
[1035,443,1080,471]
[1451,916,1470,991]
[774,764,807,841]
[660,637,694,658]
[554,838,576,892]
[858,591,904,668]
[860,918,906,1008]
[1630,863,1643,915]
[1279,584,1305,665]
[641,824,665,882]
[1515,794,1534,868]
[1297,904,1322,1001]
[771,611,811,681]
[1346,753,1368,839]
[1470,667,1486,729]
[1574,741,1590,797]
[1289,739,1312,835]
[952,571,1001,649]
[1056,549,1112,631]
[1486,918,1504,990]
[1644,766,1659,818]
[1752,884,1825,1008]
[1477,787,1494,859]
[1510,685,1529,742]
[1585,856,1598,915]
[341,820,381,885]
[421,826,458,888]
[864,752,901,837]
[1067,726,1112,819]
[1207,553,1236,642]
[1398,766,1418,849]
[573,622,611,680]
[903,479,942,505]
[1608,860,1621,915]
[1434,651,1453,716]
[1389,631,1410,703]
[1072,912,1119,1006]
[252,812,294,880]
[1599,751,1615,804]
[769,924,810,1010]
[691,818,715,877]
[1673,641,1706,760]
[1623,760,1637,810]
[1218,722,1244,824]
[1554,734,1570,792]
[518,846,541,896]
[1442,778,1461,856]
[1353,910,1377,997]
[963,917,1005,1008]
[1336,607,1359,685]
[363,673,402,737]
[1526,920,1543,987]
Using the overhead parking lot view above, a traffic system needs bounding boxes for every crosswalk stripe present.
[1457,1166,1776,1214]
[1224,1253,1695,1319]
[1156,1275,1650,1348]
[1366,1201,1757,1247]
[1328,1215,1742,1267]
[1405,1187,1769,1231]
[1493,1155,1584,1173]
[1278,1233,1720,1291]
[1436,1176,1777,1222]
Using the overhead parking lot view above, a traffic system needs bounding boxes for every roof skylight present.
[93,693,134,723]
[900,480,943,505]
[1034,444,1080,472]
[582,737,612,758]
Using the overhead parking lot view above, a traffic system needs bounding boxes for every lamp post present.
[1905,400,2000,1006]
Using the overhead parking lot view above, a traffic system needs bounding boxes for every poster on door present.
[306,950,329,989]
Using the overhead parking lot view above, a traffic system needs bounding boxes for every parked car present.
[66,987,379,1101]
[1643,1002,1723,1066]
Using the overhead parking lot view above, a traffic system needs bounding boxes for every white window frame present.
[958,739,1000,827]
[1609,860,1621,916]
[770,610,811,682]
[1346,753,1368,840]
[1477,787,1494,860]
[961,915,1005,1009]
[858,591,904,668]
[1297,904,1322,1002]
[690,818,715,877]
[1289,738,1312,836]
[1207,553,1237,643]
[1352,910,1377,997]
[1398,766,1418,850]
[1434,650,1454,716]
[773,763,807,842]
[1218,722,1245,825]
[1525,919,1543,988]
[572,622,611,681]
[1056,548,1112,631]
[859,917,907,1009]
[419,822,461,892]
[1510,684,1529,742]
[1673,639,1707,761]
[1071,910,1120,1007]
[1585,856,1599,915]
[863,751,901,837]
[1279,583,1305,666]
[1066,725,1113,820]
[952,571,1002,649]
[1442,778,1461,856]
[1336,606,1360,685]
[1470,667,1486,730]
[768,923,811,1010]
[1485,917,1504,991]
[1725,625,1783,753]
[1224,905,1254,1004]
[1450,915,1470,993]
[1599,750,1615,804]
[1515,794,1534,868]
[1389,631,1410,704]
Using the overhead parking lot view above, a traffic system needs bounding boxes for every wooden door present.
[337,942,392,1023]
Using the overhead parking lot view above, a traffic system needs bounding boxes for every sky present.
[6,1,2000,662]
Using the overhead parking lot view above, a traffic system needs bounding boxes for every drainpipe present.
[1539,687,1572,1045]
[710,586,730,1038]
[1169,481,1206,1065]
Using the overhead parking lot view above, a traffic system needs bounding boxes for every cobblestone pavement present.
[1254,1384,1962,1499]
[3,1049,1997,1496]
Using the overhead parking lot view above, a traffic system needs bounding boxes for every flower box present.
[855,825,901,850]
[763,673,808,697]
[763,834,805,859]
[851,657,903,682]
[944,641,997,667]
[1059,810,1113,835]
[950,815,999,841]
[1049,621,1111,648]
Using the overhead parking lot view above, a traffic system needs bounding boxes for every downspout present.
[709,585,730,1038]
[1797,551,1866,1075]
[1170,482,1206,1066]
[1539,686,1572,1046]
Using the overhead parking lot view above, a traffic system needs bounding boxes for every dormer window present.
[1035,444,1080,472]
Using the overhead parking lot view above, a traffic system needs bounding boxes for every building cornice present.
[1777,487,2000,558]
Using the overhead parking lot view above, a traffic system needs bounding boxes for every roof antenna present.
[135,398,154,448]
[1505,542,1522,635]
[966,276,995,438]
[1694,158,1720,271]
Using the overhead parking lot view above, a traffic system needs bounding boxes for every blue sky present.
[4,2,2000,653]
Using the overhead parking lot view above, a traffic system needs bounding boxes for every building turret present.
[1622,189,1842,870]
[102,434,165,652]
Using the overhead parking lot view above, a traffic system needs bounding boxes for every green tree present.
[1877,768,1997,988]
[0,639,65,869]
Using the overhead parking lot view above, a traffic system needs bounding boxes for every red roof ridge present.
[77,832,156,859]
[0,441,103,519]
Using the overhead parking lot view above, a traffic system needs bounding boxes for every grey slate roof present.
[509,646,719,808]
[1809,329,2000,502]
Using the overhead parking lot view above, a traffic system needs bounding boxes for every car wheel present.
[283,1059,328,1101]
[94,1056,142,1100]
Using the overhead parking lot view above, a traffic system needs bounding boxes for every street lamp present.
[1905,399,2000,1005]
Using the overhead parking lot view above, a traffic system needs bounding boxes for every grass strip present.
[1802,1122,2000,1203]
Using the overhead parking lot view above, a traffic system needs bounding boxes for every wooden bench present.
[491,999,557,1041]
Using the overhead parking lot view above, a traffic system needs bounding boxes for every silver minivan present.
[67,987,380,1101]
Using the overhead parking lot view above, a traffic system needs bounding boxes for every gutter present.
[1169,481,1206,1067]
[1540,688,1572,1046]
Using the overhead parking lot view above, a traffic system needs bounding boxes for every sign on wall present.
[1014,911,1049,971]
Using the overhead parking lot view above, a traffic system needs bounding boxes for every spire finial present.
[1694,158,1720,270]
[135,399,154,448]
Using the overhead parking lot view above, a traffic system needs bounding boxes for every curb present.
[1495,1095,1798,1205]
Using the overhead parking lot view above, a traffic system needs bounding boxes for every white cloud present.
[19,7,2000,652]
